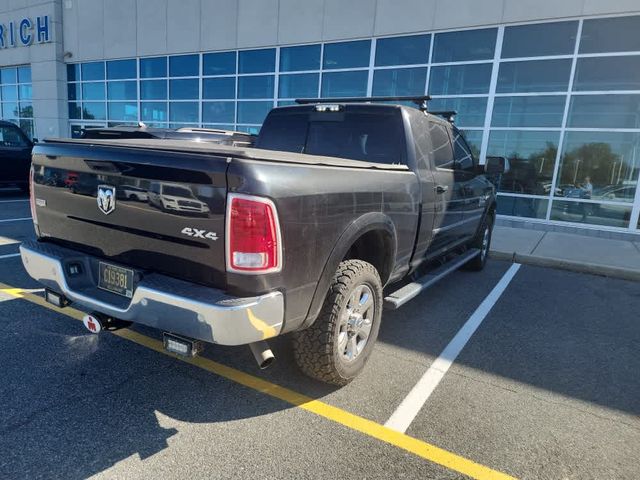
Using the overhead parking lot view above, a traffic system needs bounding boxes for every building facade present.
[1,0,640,234]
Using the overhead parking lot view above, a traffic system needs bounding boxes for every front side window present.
[430,121,454,169]
[450,127,475,172]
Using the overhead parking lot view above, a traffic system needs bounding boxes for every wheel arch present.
[300,212,397,329]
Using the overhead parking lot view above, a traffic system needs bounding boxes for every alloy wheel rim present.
[338,284,374,362]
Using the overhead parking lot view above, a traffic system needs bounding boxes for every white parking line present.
[0,199,29,203]
[385,263,521,433]
[0,217,31,223]
[0,253,21,259]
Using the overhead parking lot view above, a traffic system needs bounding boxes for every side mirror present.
[484,156,509,174]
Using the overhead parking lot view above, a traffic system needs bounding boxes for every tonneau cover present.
[41,137,409,171]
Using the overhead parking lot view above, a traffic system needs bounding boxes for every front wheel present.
[292,260,383,386]
[464,214,494,271]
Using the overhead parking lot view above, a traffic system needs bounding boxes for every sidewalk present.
[490,225,640,282]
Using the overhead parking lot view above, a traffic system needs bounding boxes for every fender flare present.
[300,212,398,329]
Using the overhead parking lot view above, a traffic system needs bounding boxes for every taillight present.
[29,165,38,227]
[226,193,281,273]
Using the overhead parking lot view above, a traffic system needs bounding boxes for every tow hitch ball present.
[82,312,131,334]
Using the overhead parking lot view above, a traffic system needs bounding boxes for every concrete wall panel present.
[237,0,279,48]
[323,0,375,40]
[374,0,436,36]
[167,0,200,53]
[76,0,103,60]
[103,0,136,59]
[200,0,238,51]
[503,0,583,23]
[278,0,324,45]
[136,0,167,56]
[433,0,504,30]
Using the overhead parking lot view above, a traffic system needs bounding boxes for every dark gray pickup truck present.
[21,96,505,385]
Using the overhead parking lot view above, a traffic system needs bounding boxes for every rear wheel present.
[292,260,382,386]
[464,214,494,271]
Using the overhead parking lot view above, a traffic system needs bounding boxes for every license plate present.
[98,262,134,298]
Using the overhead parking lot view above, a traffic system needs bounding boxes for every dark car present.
[81,125,256,147]
[0,121,34,192]
[21,96,505,385]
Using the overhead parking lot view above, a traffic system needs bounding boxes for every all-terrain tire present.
[292,260,383,386]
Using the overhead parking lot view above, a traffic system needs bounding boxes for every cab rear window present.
[256,108,407,165]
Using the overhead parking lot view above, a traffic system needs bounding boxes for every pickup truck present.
[20,96,505,385]
[0,120,34,192]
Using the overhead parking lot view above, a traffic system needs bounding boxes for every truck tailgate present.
[31,142,228,288]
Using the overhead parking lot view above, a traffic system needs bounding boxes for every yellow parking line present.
[0,282,516,480]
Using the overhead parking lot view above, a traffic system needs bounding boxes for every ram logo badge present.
[97,185,116,215]
[181,227,218,241]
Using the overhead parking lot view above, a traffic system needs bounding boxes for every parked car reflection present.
[148,182,210,216]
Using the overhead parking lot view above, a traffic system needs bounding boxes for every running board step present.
[384,249,481,310]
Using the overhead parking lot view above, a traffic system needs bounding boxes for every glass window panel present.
[429,64,492,95]
[68,83,81,101]
[280,44,321,72]
[568,94,640,129]
[2,102,18,118]
[17,66,31,83]
[83,102,106,120]
[433,28,496,62]
[323,40,371,69]
[491,96,566,128]
[555,131,640,204]
[19,103,33,118]
[107,59,136,80]
[236,125,261,134]
[66,64,80,82]
[203,51,236,75]
[108,102,138,121]
[169,102,198,123]
[372,67,427,96]
[497,195,549,219]
[550,200,631,228]
[502,21,578,58]
[169,54,199,77]
[321,71,368,97]
[140,56,167,78]
[573,56,640,91]
[237,101,272,124]
[141,80,167,100]
[82,82,105,101]
[278,73,319,98]
[238,75,274,99]
[0,67,17,84]
[107,81,137,101]
[169,79,198,100]
[427,97,487,128]
[19,119,34,139]
[203,77,235,99]
[580,15,640,54]
[497,59,571,93]
[238,49,276,74]
[488,130,560,195]
[82,62,105,81]
[19,84,32,101]
[68,102,82,119]
[1,85,18,101]
[203,124,236,131]
[202,101,235,123]
[277,100,297,107]
[141,102,167,122]
[375,35,430,66]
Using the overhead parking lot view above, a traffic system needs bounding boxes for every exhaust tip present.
[249,341,275,370]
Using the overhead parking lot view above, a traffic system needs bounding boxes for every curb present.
[489,250,640,282]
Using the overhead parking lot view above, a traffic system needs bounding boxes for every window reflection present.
[492,96,565,128]
[555,132,639,204]
[375,35,430,66]
[280,45,321,72]
[573,56,640,91]
[372,68,427,96]
[323,40,371,69]
[497,195,549,219]
[429,64,492,95]
[502,21,577,58]
[567,94,640,129]
[550,200,631,228]
[488,130,560,195]
[433,28,496,62]
[278,74,318,99]
[238,49,276,74]
[580,15,640,54]
[429,97,487,128]
[321,71,368,97]
[497,59,572,93]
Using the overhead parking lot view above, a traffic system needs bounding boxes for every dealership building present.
[1,0,640,235]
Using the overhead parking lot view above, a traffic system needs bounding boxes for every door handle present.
[435,185,449,194]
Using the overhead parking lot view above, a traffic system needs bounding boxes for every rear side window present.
[0,125,28,147]
[257,108,406,165]
[429,121,454,169]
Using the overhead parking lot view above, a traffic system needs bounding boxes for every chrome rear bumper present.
[20,241,283,346]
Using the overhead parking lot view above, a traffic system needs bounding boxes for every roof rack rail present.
[295,95,432,110]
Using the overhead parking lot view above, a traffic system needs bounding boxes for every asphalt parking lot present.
[1,187,638,480]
